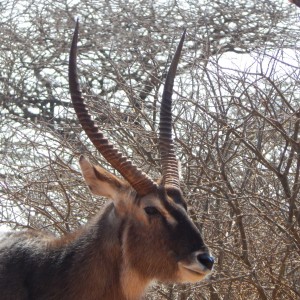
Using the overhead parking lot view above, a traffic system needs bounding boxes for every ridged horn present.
[69,20,157,196]
[159,30,186,190]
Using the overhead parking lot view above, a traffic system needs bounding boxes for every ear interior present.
[79,156,131,200]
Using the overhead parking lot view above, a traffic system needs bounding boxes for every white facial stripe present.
[163,209,178,226]
[142,195,178,226]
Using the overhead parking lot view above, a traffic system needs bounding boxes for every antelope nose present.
[197,253,214,270]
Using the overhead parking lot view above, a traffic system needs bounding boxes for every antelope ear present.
[79,156,131,201]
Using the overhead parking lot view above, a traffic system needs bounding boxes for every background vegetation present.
[0,0,299,299]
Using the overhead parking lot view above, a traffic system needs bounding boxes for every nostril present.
[197,253,214,270]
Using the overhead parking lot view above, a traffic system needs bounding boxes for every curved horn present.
[159,30,186,189]
[69,20,156,196]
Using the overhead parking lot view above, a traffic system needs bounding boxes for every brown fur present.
[0,25,214,299]
[0,159,213,300]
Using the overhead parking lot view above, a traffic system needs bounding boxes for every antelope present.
[0,21,214,300]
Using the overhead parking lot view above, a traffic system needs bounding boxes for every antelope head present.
[69,21,214,286]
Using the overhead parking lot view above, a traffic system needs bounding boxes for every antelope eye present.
[144,206,160,216]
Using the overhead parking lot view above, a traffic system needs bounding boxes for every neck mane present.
[48,203,151,300]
